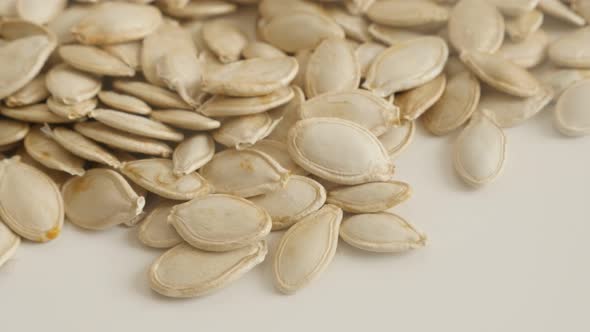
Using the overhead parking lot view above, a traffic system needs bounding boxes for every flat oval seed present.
[201,57,298,97]
[98,91,152,115]
[379,120,416,159]
[273,204,343,294]
[47,126,121,168]
[72,2,162,45]
[74,122,172,157]
[395,74,447,121]
[250,139,306,175]
[355,42,386,79]
[325,6,371,42]
[5,74,49,107]
[46,63,101,105]
[102,41,142,71]
[47,5,91,44]
[548,27,590,68]
[172,134,215,176]
[327,181,412,213]
[305,38,360,98]
[363,37,448,97]
[454,111,506,187]
[159,0,237,19]
[59,44,135,77]
[366,0,449,29]
[367,24,426,46]
[138,200,183,249]
[202,19,247,63]
[460,51,541,97]
[90,109,184,142]
[538,0,585,26]
[121,158,211,201]
[449,0,504,53]
[112,80,192,110]
[242,41,286,59]
[17,0,67,25]
[0,103,72,123]
[62,169,144,230]
[0,158,64,242]
[300,89,400,136]
[169,194,271,251]
[422,71,481,135]
[149,241,267,298]
[0,220,20,268]
[340,212,426,253]
[200,148,290,198]
[287,118,394,185]
[156,52,205,108]
[505,9,544,42]
[47,96,97,120]
[212,112,281,149]
[0,119,29,146]
[479,87,553,128]
[150,110,220,131]
[554,79,590,136]
[498,30,549,68]
[260,12,345,53]
[250,175,326,231]
[24,127,85,176]
[199,86,293,117]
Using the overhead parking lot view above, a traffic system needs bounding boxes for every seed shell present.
[327,181,412,213]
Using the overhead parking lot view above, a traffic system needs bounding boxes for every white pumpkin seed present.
[202,57,298,97]
[288,118,394,185]
[149,241,267,298]
[250,139,306,176]
[47,5,91,44]
[5,74,49,107]
[97,91,152,115]
[213,111,282,149]
[0,157,64,242]
[0,220,20,268]
[172,134,215,176]
[448,0,505,53]
[45,126,121,168]
[454,111,506,187]
[112,79,192,110]
[1,103,73,123]
[554,79,590,136]
[156,52,206,107]
[242,41,285,59]
[46,63,101,105]
[199,86,293,117]
[340,212,426,253]
[74,121,172,157]
[266,86,305,143]
[0,119,29,146]
[355,42,386,78]
[169,194,271,251]
[150,110,219,131]
[121,158,211,200]
[505,9,544,42]
[90,109,184,142]
[538,0,585,26]
[24,127,85,176]
[137,200,182,249]
[72,2,163,44]
[250,175,326,231]
[273,204,342,294]
[202,19,247,64]
[47,96,97,120]
[548,27,590,68]
[102,41,142,71]
[200,148,290,198]
[367,24,426,46]
[363,37,448,97]
[59,44,135,77]
[159,0,237,19]
[327,6,371,42]
[328,181,411,213]
[498,30,549,68]
[479,87,553,127]
[62,168,144,230]
[305,38,360,98]
[422,71,481,135]
[395,74,447,121]
[366,0,449,29]
[378,120,415,159]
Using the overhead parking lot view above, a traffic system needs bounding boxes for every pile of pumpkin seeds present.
[1,0,589,297]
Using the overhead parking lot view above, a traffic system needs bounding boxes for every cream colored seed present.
[24,127,85,176]
[172,134,215,176]
[47,96,97,120]
[138,200,183,249]
[327,181,412,213]
[97,91,152,115]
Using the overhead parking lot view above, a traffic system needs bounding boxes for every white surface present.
[1,110,589,332]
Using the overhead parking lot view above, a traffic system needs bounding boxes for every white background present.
[1,108,589,332]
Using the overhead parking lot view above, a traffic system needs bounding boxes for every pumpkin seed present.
[47,5,91,44]
[74,121,173,157]
[201,57,298,97]
[5,74,49,107]
[266,86,305,143]
[149,241,267,298]
[1,103,72,123]
[199,86,293,117]
[169,194,271,251]
[102,41,142,71]
[366,0,449,29]
[448,0,504,53]
[16,0,66,25]
[506,9,544,42]
[0,157,64,242]
[0,119,29,146]
[300,89,400,136]
[242,41,286,59]
[0,220,20,268]
[378,120,415,159]
[273,204,343,294]
[250,139,307,176]
[363,37,448,97]
[340,212,426,253]
[202,19,247,64]
[367,24,425,46]
[61,168,144,230]
[172,134,215,176]
[200,148,290,198]
[479,87,553,127]
[97,91,152,115]
[159,0,237,19]
[454,111,506,187]
[47,96,97,120]
[461,51,541,97]
[327,6,371,42]
[548,27,590,68]
[250,175,326,231]
[72,2,163,44]
[59,44,135,77]
[212,111,283,149]
[498,30,549,68]
[149,110,219,131]
[395,74,447,121]
[554,79,590,136]
[538,0,585,26]
[46,63,101,105]
[486,0,540,17]
[44,126,121,168]
[156,52,206,107]
[121,158,211,201]
[137,200,183,249]
[305,38,360,98]
[287,118,394,185]
[355,42,386,78]
[112,79,192,110]
[260,11,345,53]
[90,109,184,142]
[422,71,481,135]
[327,181,412,213]
[24,127,85,176]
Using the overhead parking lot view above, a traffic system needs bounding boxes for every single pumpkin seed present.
[156,52,206,108]
[46,96,97,120]
[0,220,20,268]
[172,134,215,176]
[102,41,142,71]
[1,103,72,123]
[395,74,447,121]
[328,180,412,213]
[378,120,416,159]
[159,0,237,19]
[367,24,426,46]
[97,91,152,115]
[273,204,342,294]
[250,139,307,176]
[90,108,184,142]
[62,168,144,230]
[538,0,585,26]
[112,79,192,110]
[46,63,101,105]
[448,0,505,53]
[212,111,283,149]
[137,200,183,249]
[0,119,29,146]
[554,79,590,136]
[24,127,85,176]
[326,6,371,42]
[506,9,544,42]
[59,44,135,77]
[366,0,449,29]
[355,42,386,79]
[150,110,220,131]
[5,73,49,107]
[242,41,286,59]
[479,87,553,128]
[202,19,247,64]
[199,86,293,117]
